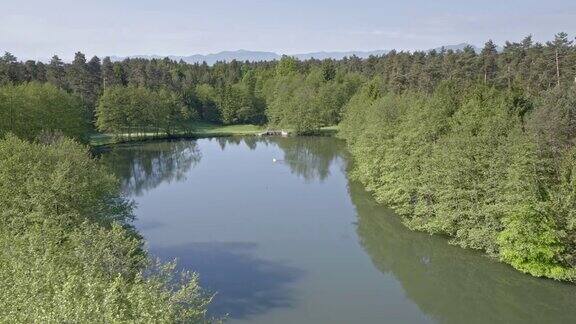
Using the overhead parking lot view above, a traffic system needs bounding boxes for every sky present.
[2,0,576,61]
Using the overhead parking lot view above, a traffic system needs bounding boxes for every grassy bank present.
[90,122,338,147]
[90,122,265,146]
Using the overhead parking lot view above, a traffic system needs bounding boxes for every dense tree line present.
[1,33,575,135]
[339,80,576,280]
[264,59,363,133]
[0,135,212,321]
[0,82,88,141]
[96,85,197,137]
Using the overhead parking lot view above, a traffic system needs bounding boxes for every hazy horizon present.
[2,0,575,61]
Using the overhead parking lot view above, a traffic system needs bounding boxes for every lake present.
[100,136,576,324]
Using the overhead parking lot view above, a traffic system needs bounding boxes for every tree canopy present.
[0,82,88,142]
[0,135,212,322]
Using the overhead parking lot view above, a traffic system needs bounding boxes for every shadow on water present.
[97,136,576,323]
[98,137,342,319]
[97,140,202,196]
[150,242,304,320]
[349,180,576,324]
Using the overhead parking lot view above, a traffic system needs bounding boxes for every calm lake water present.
[100,137,576,324]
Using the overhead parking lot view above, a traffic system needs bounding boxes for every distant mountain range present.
[432,43,481,53]
[108,43,491,65]
[108,49,390,65]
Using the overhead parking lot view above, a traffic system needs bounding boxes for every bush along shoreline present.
[339,80,576,281]
[0,135,214,322]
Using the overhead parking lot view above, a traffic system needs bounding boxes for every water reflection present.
[100,137,576,323]
[349,180,576,324]
[101,137,344,198]
[99,140,201,196]
[215,137,242,150]
[150,242,303,319]
[212,136,346,182]
[273,137,346,182]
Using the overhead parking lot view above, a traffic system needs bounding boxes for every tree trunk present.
[555,48,561,87]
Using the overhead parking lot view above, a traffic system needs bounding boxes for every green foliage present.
[0,82,88,142]
[0,135,212,322]
[275,56,299,77]
[265,73,322,133]
[529,85,576,157]
[96,85,197,137]
[1,33,576,132]
[498,204,570,279]
[67,52,102,114]
[340,81,576,280]
[265,68,362,133]
[321,60,336,81]
[2,33,576,134]
[218,81,264,125]
[194,83,220,121]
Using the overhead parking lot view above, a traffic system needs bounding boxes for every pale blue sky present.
[2,0,575,60]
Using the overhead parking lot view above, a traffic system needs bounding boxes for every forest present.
[1,33,575,137]
[1,32,576,319]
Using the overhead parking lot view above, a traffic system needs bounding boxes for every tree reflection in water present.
[99,140,201,196]
[97,136,576,323]
[273,136,346,182]
[215,136,346,182]
[349,180,576,324]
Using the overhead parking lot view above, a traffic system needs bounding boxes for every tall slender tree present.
[46,55,68,90]
[548,32,573,87]
[481,40,498,84]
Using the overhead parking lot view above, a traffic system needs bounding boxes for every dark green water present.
[100,137,576,324]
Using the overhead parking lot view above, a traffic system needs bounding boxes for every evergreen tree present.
[0,52,20,84]
[86,56,102,110]
[46,55,68,90]
[548,32,573,87]
[67,52,91,107]
[481,40,498,84]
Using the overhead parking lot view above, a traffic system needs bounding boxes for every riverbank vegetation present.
[340,82,576,280]
[0,135,212,322]
[336,33,576,280]
[90,122,264,146]
[1,31,576,294]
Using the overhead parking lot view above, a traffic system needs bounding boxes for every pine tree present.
[86,56,102,110]
[548,32,573,87]
[67,52,90,102]
[481,40,498,84]
[101,57,115,88]
[0,52,20,84]
[46,55,68,90]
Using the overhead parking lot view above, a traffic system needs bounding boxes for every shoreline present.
[90,124,338,147]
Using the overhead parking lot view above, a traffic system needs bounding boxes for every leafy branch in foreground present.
[0,135,213,323]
